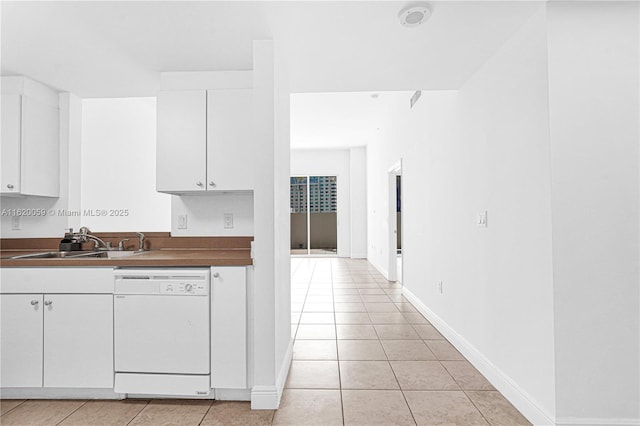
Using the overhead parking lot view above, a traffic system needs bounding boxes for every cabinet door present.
[157,90,207,193]
[0,294,43,387]
[211,267,247,388]
[206,89,253,191]
[1,94,22,194]
[20,95,60,197]
[43,294,113,388]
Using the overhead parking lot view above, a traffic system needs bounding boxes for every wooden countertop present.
[0,248,252,267]
[0,235,253,267]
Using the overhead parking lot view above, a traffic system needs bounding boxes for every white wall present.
[449,7,556,420]
[250,40,278,408]
[367,6,557,423]
[365,93,409,276]
[171,194,253,236]
[274,40,292,406]
[546,2,639,423]
[290,149,350,257]
[349,147,367,258]
[80,97,171,232]
[0,93,82,238]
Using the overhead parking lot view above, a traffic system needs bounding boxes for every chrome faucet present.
[76,227,110,251]
[135,232,146,252]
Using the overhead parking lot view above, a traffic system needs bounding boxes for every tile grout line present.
[330,263,346,426]
[197,399,216,426]
[0,399,28,418]
[125,399,152,426]
[438,362,496,425]
[462,390,494,426]
[376,279,418,426]
[54,399,89,426]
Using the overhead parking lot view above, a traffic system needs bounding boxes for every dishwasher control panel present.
[160,281,207,295]
[114,269,210,296]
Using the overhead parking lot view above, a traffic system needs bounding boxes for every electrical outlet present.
[177,214,188,229]
[224,213,234,229]
[11,216,20,230]
[438,281,443,294]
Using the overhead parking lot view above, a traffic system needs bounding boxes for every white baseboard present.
[250,386,278,409]
[556,418,640,426]
[0,388,121,399]
[250,337,293,410]
[351,252,367,259]
[214,388,251,401]
[127,393,213,400]
[402,287,556,426]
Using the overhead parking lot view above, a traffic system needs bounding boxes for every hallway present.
[280,257,532,425]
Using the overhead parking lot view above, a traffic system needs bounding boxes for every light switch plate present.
[177,215,188,229]
[11,216,20,230]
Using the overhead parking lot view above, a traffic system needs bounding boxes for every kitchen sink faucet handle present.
[118,238,130,251]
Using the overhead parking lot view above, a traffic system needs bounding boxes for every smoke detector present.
[398,4,432,28]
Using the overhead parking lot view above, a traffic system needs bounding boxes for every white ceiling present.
[1,1,542,150]
[1,1,542,97]
[291,91,410,149]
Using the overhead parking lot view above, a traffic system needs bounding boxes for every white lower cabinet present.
[0,268,113,389]
[44,294,113,388]
[211,266,247,389]
[0,294,44,387]
[0,293,113,389]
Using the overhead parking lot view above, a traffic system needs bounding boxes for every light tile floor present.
[0,257,531,425]
[281,257,531,426]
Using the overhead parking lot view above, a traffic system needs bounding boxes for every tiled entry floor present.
[283,257,532,426]
[0,258,531,425]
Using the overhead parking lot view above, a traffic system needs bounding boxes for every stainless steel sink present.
[7,251,142,260]
[104,251,141,259]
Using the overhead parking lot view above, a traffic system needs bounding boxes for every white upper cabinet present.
[156,88,253,194]
[206,89,253,191]
[1,76,60,197]
[156,90,207,193]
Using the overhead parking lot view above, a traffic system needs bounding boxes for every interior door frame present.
[387,160,402,282]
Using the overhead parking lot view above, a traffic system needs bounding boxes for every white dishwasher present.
[113,269,211,396]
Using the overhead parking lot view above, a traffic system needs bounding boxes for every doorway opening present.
[387,161,402,282]
[290,175,338,256]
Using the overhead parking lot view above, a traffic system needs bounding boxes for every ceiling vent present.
[398,4,432,28]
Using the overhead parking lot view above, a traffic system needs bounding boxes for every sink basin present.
[7,251,143,260]
[105,251,141,259]
[8,251,100,259]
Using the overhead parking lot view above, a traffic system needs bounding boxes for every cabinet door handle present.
[209,181,216,188]
[44,300,52,306]
[213,272,220,278]
[196,181,204,187]
[30,300,39,306]
[6,184,14,190]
